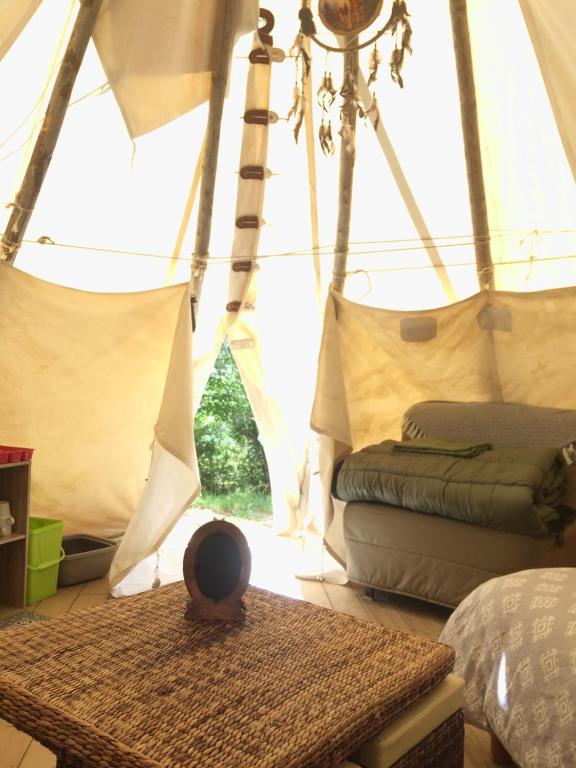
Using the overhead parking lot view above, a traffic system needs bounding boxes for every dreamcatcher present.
[288,0,412,155]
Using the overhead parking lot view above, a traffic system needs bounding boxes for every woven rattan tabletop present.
[0,583,453,768]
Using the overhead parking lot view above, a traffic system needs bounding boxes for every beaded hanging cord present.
[299,1,412,74]
[290,1,413,154]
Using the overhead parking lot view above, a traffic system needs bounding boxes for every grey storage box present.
[57,535,118,586]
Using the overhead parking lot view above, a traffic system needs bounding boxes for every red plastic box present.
[0,445,34,464]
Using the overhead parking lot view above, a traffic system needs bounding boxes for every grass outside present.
[192,490,272,523]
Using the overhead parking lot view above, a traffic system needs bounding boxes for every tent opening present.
[193,339,272,524]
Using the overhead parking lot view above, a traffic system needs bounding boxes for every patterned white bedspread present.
[439,568,576,768]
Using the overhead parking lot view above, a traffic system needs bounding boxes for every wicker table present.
[0,583,460,768]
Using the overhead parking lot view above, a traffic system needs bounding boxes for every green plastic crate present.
[28,517,64,567]
[26,549,65,604]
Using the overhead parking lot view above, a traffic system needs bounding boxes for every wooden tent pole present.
[449,0,494,290]
[191,0,240,311]
[1,0,103,265]
[331,40,359,294]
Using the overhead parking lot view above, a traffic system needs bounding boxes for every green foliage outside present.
[193,341,271,518]
[192,491,272,522]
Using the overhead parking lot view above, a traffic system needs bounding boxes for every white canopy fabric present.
[1,0,576,591]
[111,286,197,588]
[520,0,576,183]
[92,0,259,137]
[0,0,42,61]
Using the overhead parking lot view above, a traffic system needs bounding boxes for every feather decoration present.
[317,71,337,111]
[294,91,306,144]
[290,33,311,78]
[367,46,382,88]
[338,113,355,156]
[319,121,335,156]
[390,47,405,88]
[381,0,413,88]
[287,84,301,122]
[287,84,307,144]
[287,25,311,144]
[339,69,359,109]
[382,0,409,35]
[363,94,380,130]
[289,32,302,58]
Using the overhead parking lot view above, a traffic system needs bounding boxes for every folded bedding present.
[334,440,566,536]
[393,438,493,458]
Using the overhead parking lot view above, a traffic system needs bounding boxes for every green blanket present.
[393,438,493,458]
[334,440,566,537]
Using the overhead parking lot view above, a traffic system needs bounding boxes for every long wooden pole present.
[1,0,103,265]
[331,40,359,294]
[451,0,502,401]
[190,0,240,311]
[302,37,322,306]
[449,0,494,290]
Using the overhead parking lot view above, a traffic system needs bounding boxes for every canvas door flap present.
[92,0,259,138]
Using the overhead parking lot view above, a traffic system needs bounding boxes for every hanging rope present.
[6,231,576,272]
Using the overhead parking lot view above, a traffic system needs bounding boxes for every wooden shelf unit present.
[0,461,31,608]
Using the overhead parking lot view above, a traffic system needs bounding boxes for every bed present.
[339,401,576,607]
[439,567,576,767]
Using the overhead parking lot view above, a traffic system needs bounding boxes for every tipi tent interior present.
[1,1,576,766]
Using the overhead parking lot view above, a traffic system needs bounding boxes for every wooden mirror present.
[183,520,251,621]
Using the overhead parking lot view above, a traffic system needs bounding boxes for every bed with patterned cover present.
[440,567,576,768]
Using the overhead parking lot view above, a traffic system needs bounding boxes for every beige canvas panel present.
[313,285,576,564]
[0,260,187,537]
[520,0,576,183]
[312,288,497,453]
[92,0,258,138]
[491,287,576,408]
[0,0,42,60]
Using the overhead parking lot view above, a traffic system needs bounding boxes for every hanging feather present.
[287,24,311,145]
[319,121,335,156]
[339,69,359,110]
[339,68,360,146]
[287,84,302,121]
[287,83,307,144]
[382,0,409,35]
[363,93,380,131]
[367,46,382,88]
[338,113,355,156]
[390,47,405,88]
[289,33,300,59]
[294,110,305,143]
[317,71,337,111]
[293,90,306,144]
[381,0,413,88]
[302,47,311,78]
[290,35,310,81]
[402,24,413,55]
[290,32,311,78]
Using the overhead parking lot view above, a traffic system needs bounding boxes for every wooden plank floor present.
[0,572,494,767]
